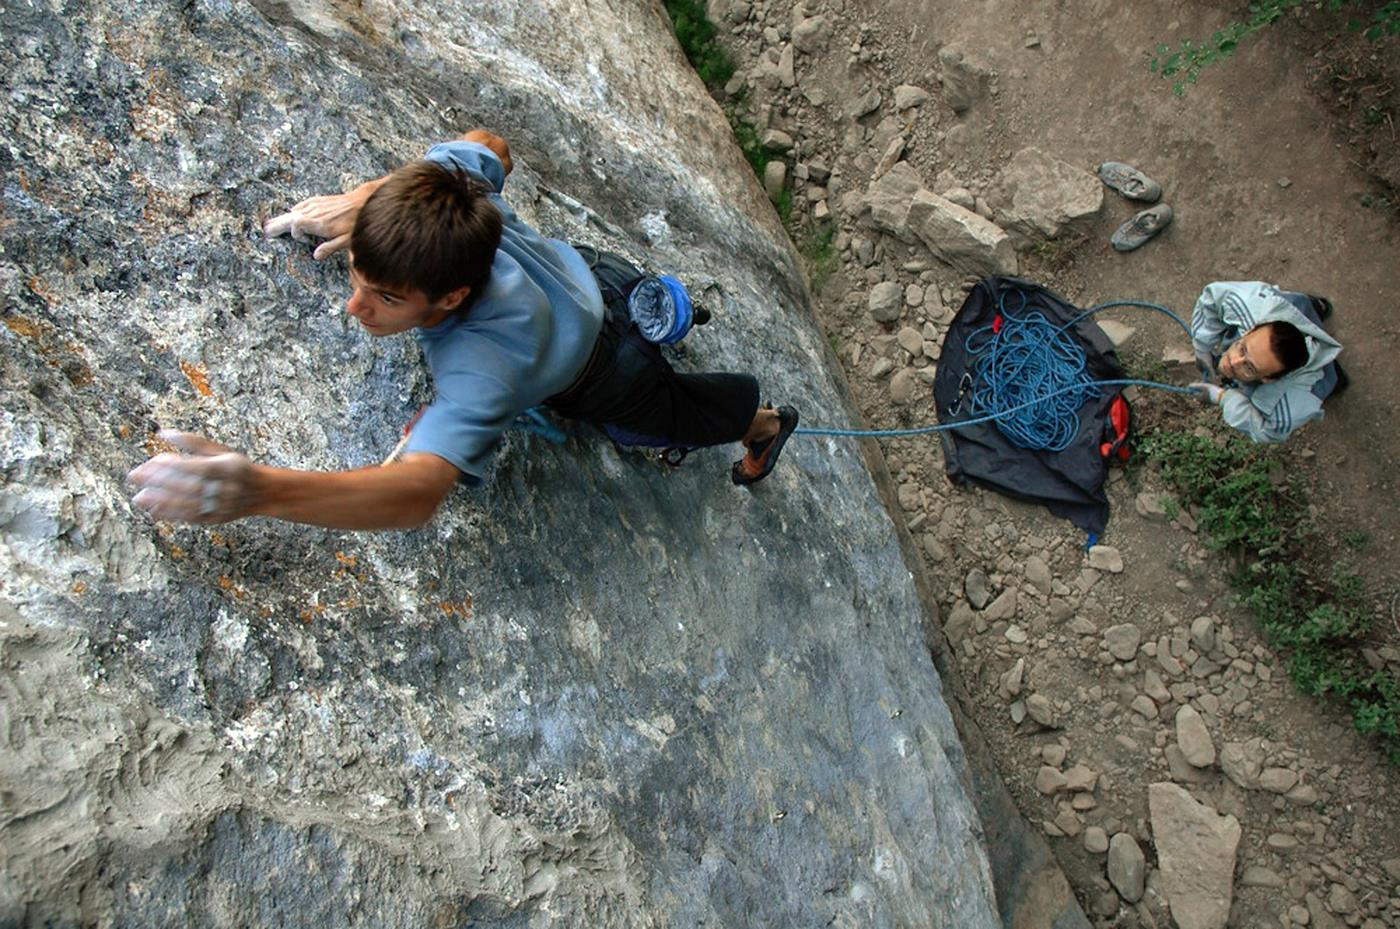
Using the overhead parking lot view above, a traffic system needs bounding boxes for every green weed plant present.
[1143,429,1400,760]
[1150,0,1400,95]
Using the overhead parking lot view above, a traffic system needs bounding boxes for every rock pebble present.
[1025,693,1057,728]
[1106,832,1146,902]
[1087,545,1124,573]
[1102,623,1141,661]
[964,568,990,610]
[1174,705,1216,768]
[1083,826,1109,854]
[868,282,904,323]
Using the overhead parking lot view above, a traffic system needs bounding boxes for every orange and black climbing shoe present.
[731,406,799,486]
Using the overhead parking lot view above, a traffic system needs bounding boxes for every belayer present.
[1187,281,1345,443]
[128,130,800,528]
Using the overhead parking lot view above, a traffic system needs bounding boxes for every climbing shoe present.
[1097,162,1162,203]
[1110,204,1173,252]
[731,406,799,486]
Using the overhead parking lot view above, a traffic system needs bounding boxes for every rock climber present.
[128,130,799,528]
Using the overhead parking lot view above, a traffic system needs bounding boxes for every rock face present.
[0,0,1004,926]
[1149,783,1242,929]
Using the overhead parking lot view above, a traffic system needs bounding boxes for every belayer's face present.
[344,258,463,336]
[1218,327,1285,383]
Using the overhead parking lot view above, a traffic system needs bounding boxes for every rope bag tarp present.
[933,276,1129,534]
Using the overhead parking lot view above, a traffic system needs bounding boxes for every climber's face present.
[344,257,469,336]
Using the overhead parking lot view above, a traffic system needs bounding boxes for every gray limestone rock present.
[1149,783,1241,929]
[1000,657,1026,698]
[764,160,789,199]
[1107,833,1146,902]
[938,46,987,113]
[989,148,1103,245]
[1220,741,1265,789]
[0,0,1018,925]
[1025,693,1058,728]
[1035,765,1068,794]
[1134,492,1172,522]
[894,84,932,110]
[868,281,906,323]
[983,588,1018,623]
[1239,865,1285,888]
[1259,767,1300,794]
[790,14,832,53]
[1087,545,1124,573]
[1174,705,1216,768]
[1190,616,1218,655]
[889,368,917,404]
[1103,623,1142,662]
[965,568,992,610]
[896,326,925,356]
[858,162,925,242]
[845,88,883,119]
[906,191,1019,277]
[1083,827,1109,854]
[1024,556,1052,595]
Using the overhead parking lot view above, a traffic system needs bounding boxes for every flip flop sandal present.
[731,406,800,486]
[1097,162,1163,203]
[1111,204,1173,252]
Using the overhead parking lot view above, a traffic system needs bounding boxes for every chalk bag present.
[627,274,695,345]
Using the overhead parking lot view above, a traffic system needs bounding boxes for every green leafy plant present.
[1143,429,1400,761]
[797,222,838,291]
[662,0,736,90]
[1149,0,1400,95]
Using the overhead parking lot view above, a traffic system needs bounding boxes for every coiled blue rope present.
[794,296,1199,444]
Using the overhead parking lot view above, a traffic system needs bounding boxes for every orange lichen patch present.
[208,530,232,548]
[217,575,246,600]
[180,361,214,397]
[438,595,474,621]
[337,597,361,610]
[3,314,43,340]
[118,424,132,439]
[335,551,357,568]
[167,544,185,560]
[17,169,29,193]
[27,277,55,305]
[298,601,326,624]
[63,363,94,388]
[71,581,87,595]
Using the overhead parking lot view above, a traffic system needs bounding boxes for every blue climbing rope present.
[512,295,1199,450]
[793,297,1198,445]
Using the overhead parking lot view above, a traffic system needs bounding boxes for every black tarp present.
[934,276,1125,535]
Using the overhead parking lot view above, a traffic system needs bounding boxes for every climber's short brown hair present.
[350,161,503,308]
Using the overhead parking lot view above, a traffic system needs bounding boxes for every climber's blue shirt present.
[402,141,604,480]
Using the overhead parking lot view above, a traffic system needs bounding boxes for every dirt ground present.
[707,0,1400,925]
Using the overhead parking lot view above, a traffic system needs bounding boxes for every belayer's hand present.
[263,178,383,260]
[128,430,259,524]
[1194,348,1217,383]
[1188,383,1224,406]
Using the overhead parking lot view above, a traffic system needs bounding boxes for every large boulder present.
[990,148,1104,244]
[907,191,1019,277]
[0,0,1037,927]
[1149,783,1242,929]
[856,164,1017,276]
